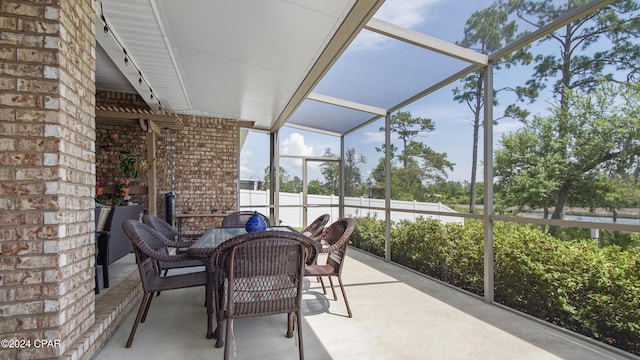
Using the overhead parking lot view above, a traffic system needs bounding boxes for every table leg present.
[205,262,215,339]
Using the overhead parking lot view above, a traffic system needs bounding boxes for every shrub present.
[351,216,640,355]
[351,216,385,257]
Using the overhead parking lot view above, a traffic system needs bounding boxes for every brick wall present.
[95,123,149,206]
[1,1,239,357]
[95,90,147,109]
[0,0,96,359]
[95,92,239,229]
[167,115,238,214]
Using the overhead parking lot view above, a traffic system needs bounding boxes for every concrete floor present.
[92,249,635,360]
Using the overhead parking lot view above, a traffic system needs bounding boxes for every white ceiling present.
[95,0,381,131]
[95,1,611,136]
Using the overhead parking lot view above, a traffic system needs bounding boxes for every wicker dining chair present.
[221,210,270,228]
[122,220,206,348]
[143,214,202,241]
[142,215,204,276]
[301,214,330,238]
[216,233,308,360]
[304,217,356,318]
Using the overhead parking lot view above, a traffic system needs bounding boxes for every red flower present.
[116,178,131,189]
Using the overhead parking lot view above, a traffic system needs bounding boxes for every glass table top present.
[189,226,296,250]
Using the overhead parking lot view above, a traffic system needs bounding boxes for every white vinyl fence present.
[239,190,464,228]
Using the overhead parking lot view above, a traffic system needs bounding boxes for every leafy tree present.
[497,0,640,221]
[319,147,365,196]
[307,179,330,195]
[262,166,301,193]
[580,175,640,223]
[424,179,468,204]
[284,175,303,193]
[453,3,533,213]
[373,111,453,201]
[377,111,435,167]
[494,115,561,216]
[495,83,640,228]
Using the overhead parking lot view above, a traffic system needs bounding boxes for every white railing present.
[239,190,464,228]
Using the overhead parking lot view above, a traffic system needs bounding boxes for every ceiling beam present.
[285,123,343,138]
[271,0,386,133]
[308,92,387,116]
[96,106,183,129]
[365,17,488,66]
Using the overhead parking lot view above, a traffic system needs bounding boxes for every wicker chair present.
[304,217,355,318]
[142,215,204,276]
[215,233,308,360]
[122,220,206,348]
[143,214,202,241]
[211,230,319,354]
[221,210,270,228]
[301,214,330,238]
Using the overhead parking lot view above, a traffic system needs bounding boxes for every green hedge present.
[350,217,640,355]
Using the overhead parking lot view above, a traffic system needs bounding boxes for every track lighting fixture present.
[100,1,162,111]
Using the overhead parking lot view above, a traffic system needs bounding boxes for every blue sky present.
[240,0,604,186]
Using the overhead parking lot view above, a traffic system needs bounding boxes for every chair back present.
[220,235,306,318]
[143,214,179,241]
[214,230,319,269]
[99,204,143,265]
[302,214,330,238]
[318,218,356,274]
[122,220,176,288]
[221,211,270,228]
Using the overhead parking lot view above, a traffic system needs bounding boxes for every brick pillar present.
[0,1,96,359]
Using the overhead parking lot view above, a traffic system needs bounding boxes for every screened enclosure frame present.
[264,0,640,304]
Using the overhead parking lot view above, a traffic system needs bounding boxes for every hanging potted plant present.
[117,178,131,197]
[119,150,149,179]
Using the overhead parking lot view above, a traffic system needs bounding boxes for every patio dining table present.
[186,226,320,342]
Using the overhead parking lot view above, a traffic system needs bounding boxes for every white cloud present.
[281,133,314,156]
[241,148,253,159]
[376,0,438,27]
[239,148,255,179]
[494,119,523,134]
[351,0,440,51]
[361,131,385,144]
[414,103,470,125]
[351,32,391,52]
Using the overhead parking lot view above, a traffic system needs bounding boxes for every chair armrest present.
[157,237,196,249]
[160,253,200,263]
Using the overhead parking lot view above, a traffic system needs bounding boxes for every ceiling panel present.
[96,0,360,129]
[287,98,376,134]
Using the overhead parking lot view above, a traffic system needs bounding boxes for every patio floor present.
[92,248,634,360]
